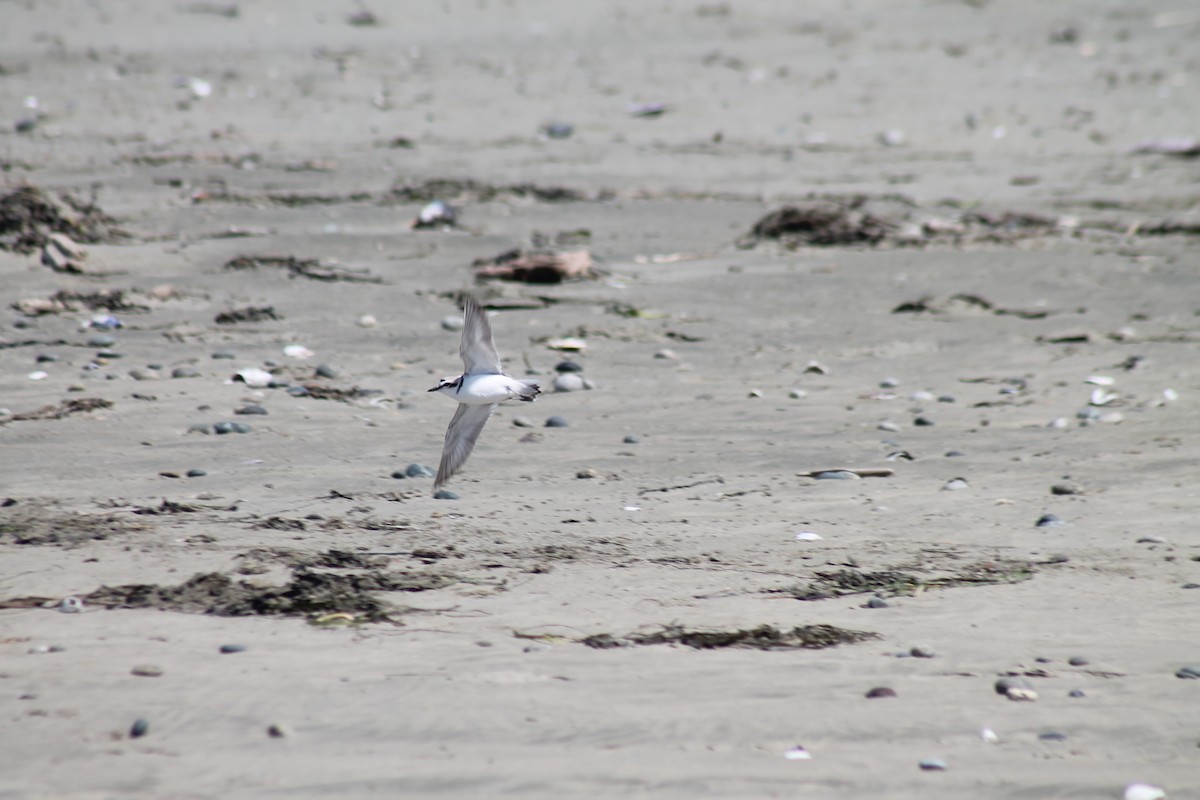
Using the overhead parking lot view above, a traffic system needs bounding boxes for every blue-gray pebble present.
[544,416,569,428]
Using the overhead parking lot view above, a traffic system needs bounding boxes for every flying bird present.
[428,297,541,493]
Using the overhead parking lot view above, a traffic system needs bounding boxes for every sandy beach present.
[2,2,1199,797]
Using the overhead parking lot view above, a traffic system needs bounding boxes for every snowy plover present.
[429,297,541,493]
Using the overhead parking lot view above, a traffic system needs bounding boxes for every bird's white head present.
[429,376,461,394]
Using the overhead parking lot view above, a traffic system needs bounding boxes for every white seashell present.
[803,360,829,375]
[357,314,378,328]
[28,371,48,380]
[547,337,587,351]
[1005,687,1038,701]
[1047,417,1069,429]
[942,478,969,491]
[1162,388,1178,403]
[1090,388,1119,406]
[979,727,999,743]
[793,531,823,541]
[283,344,313,359]
[189,77,213,98]
[622,506,640,512]
[1085,375,1115,386]
[235,368,273,388]
[784,745,812,760]
[58,596,84,613]
[1123,784,1166,800]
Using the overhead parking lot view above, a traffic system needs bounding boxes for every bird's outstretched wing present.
[460,297,503,375]
[434,403,497,491]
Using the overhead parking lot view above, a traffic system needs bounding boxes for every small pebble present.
[214,421,242,434]
[405,463,434,479]
[186,469,207,478]
[866,596,889,609]
[1174,666,1200,679]
[1069,689,1086,698]
[1039,731,1067,742]
[433,489,459,500]
[910,645,936,658]
[87,334,116,348]
[541,122,574,139]
[131,664,164,677]
[944,450,965,457]
[909,390,935,401]
[219,644,246,654]
[1138,535,1167,544]
[1051,483,1081,495]
[814,470,859,480]
[803,360,828,375]
[1067,656,1089,666]
[555,360,583,373]
[441,315,465,332]
[1048,417,1069,429]
[129,368,160,381]
[553,374,584,392]
[130,718,150,739]
[357,314,378,328]
[581,377,598,390]
[283,344,313,359]
[212,349,237,359]
[28,370,49,380]
[788,388,807,399]
[793,531,823,541]
[879,377,900,388]
[36,354,60,363]
[512,416,534,428]
[267,723,291,739]
[287,386,309,397]
[172,366,200,379]
[942,478,969,491]
[877,420,900,432]
[866,687,896,698]
[576,468,599,479]
[980,727,999,743]
[913,416,935,426]
[937,394,956,403]
[187,423,212,435]
[315,364,339,379]
[544,415,569,428]
[230,422,252,434]
[622,434,641,444]
[654,348,678,361]
[1036,514,1065,528]
[235,404,268,415]
[918,759,947,772]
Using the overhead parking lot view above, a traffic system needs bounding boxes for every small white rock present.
[793,531,823,542]
[1005,687,1038,701]
[803,360,829,375]
[1099,411,1124,424]
[58,597,84,613]
[748,389,763,398]
[28,371,48,381]
[283,344,313,359]
[783,745,812,761]
[909,390,935,402]
[878,420,900,432]
[653,348,678,360]
[553,374,584,393]
[189,77,213,98]
[979,727,999,743]
[357,314,378,328]
[234,368,273,388]
[1048,417,1069,429]
[1162,388,1179,403]
[942,478,969,491]
[1123,784,1166,800]
[1090,388,1119,406]
[547,337,587,351]
[441,315,464,332]
[1085,375,1115,386]
[622,505,641,512]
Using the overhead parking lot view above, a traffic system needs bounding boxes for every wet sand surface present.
[2,2,1199,798]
